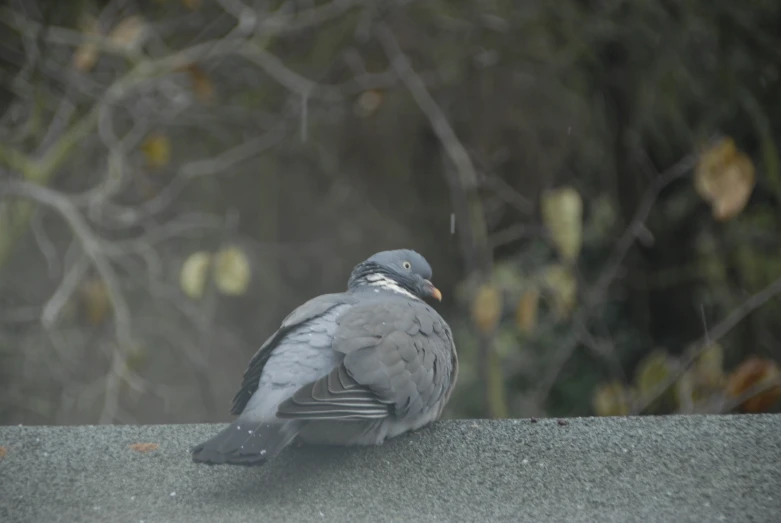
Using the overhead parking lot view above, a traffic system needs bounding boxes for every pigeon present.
[191,249,458,466]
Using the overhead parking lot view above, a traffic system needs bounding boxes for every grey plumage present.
[191,249,458,466]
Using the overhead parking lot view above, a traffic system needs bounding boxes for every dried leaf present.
[82,278,110,325]
[542,264,577,319]
[541,186,583,263]
[108,16,146,50]
[73,44,99,71]
[470,284,502,334]
[0,446,6,459]
[141,133,171,168]
[185,64,215,103]
[694,137,756,221]
[181,0,202,10]
[354,90,383,118]
[725,357,781,413]
[72,17,100,72]
[592,381,631,416]
[213,246,251,296]
[515,288,539,333]
[180,251,212,299]
[128,443,159,453]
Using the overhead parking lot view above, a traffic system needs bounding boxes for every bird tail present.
[191,419,299,466]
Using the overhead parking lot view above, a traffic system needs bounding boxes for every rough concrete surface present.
[0,415,780,522]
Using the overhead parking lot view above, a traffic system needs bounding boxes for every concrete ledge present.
[1,415,780,522]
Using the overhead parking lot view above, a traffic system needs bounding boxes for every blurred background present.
[1,0,780,426]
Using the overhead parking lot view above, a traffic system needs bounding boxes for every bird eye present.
[402,261,412,270]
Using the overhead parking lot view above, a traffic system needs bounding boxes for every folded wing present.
[276,299,457,423]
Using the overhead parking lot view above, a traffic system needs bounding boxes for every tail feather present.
[191,419,298,466]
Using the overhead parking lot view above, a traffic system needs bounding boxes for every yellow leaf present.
[470,284,502,334]
[213,246,251,296]
[592,381,631,416]
[141,133,171,168]
[693,342,724,389]
[515,288,539,333]
[181,0,202,10]
[541,186,583,263]
[180,251,212,299]
[635,349,673,398]
[542,264,577,319]
[694,137,755,221]
[674,369,697,411]
[108,16,146,50]
[354,90,384,118]
[82,278,110,325]
[674,343,726,410]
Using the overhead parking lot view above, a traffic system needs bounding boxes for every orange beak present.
[424,280,442,302]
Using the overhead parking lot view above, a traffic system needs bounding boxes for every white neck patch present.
[364,273,419,300]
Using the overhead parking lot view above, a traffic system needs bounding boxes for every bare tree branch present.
[522,154,696,413]
[240,45,341,101]
[0,7,141,59]
[632,275,781,414]
[0,145,36,177]
[41,253,89,329]
[257,0,364,36]
[377,22,507,418]
[2,180,132,423]
[718,375,781,414]
[588,154,696,305]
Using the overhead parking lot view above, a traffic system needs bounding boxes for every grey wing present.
[231,292,352,415]
[276,299,458,422]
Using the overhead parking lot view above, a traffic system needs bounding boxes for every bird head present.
[348,249,442,302]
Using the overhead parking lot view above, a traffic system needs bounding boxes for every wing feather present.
[230,293,351,415]
[277,364,390,420]
[275,297,457,423]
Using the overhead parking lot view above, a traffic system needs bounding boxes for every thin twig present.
[0,143,37,175]
[376,22,490,269]
[241,45,339,101]
[240,43,433,100]
[41,253,90,329]
[91,124,288,229]
[632,275,781,414]
[256,0,364,36]
[488,223,544,250]
[30,208,60,278]
[534,154,763,414]
[0,30,278,268]
[527,155,695,410]
[719,375,781,413]
[479,173,535,215]
[532,331,581,409]
[588,154,695,305]
[0,7,139,58]
[377,23,506,418]
[2,180,132,423]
